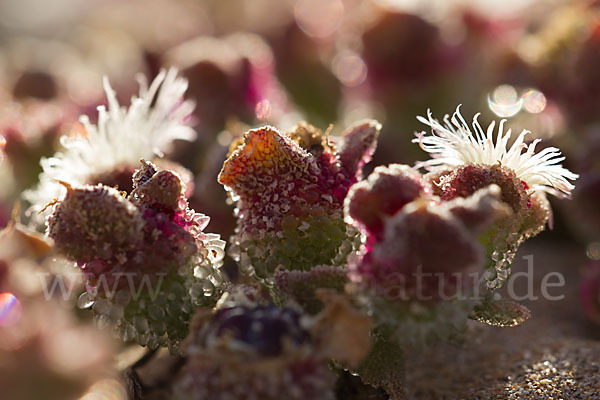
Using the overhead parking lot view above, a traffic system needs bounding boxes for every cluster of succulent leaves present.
[219,121,379,310]
[47,160,225,351]
[213,120,546,398]
[45,116,549,399]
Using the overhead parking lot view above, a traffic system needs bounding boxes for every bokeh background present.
[1,0,600,398]
[1,0,600,242]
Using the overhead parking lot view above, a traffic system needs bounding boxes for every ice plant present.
[218,121,379,310]
[24,68,196,225]
[174,304,336,400]
[414,105,578,288]
[345,165,511,345]
[47,160,225,351]
[341,106,577,397]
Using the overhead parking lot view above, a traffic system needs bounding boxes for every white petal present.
[415,105,578,198]
[23,67,196,226]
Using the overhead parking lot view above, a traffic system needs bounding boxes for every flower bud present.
[47,164,225,350]
[131,168,184,213]
[47,184,144,263]
[174,304,335,400]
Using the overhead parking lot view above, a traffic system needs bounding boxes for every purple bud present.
[175,304,335,400]
[203,305,309,357]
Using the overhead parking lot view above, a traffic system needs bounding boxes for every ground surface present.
[406,239,600,399]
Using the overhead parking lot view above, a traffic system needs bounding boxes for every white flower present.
[413,105,578,198]
[23,68,196,224]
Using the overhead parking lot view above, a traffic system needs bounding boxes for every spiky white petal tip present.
[413,105,578,198]
[23,68,196,224]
